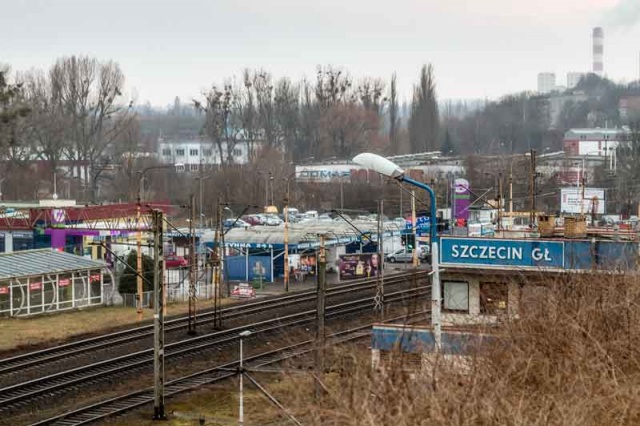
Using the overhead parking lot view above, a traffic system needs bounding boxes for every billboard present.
[295,165,359,183]
[560,188,605,215]
[453,178,470,221]
[339,253,380,280]
[440,237,564,269]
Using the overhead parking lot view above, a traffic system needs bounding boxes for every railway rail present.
[30,310,429,426]
[0,282,430,413]
[0,270,426,376]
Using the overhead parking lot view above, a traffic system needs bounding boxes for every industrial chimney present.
[592,27,604,76]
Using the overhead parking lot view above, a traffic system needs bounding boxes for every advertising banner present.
[339,253,381,280]
[453,178,470,221]
[560,187,605,215]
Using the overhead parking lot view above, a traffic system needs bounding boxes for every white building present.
[562,128,625,156]
[537,72,556,94]
[158,138,253,171]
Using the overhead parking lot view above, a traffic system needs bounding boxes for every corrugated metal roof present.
[222,220,402,246]
[0,249,106,280]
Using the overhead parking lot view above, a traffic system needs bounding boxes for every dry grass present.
[275,272,640,425]
[0,301,224,352]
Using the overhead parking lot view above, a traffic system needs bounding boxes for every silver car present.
[385,247,429,263]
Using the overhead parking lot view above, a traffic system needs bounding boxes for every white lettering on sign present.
[450,244,556,263]
[451,244,524,260]
[531,248,552,262]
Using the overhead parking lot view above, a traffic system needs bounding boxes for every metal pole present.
[411,190,418,267]
[581,157,586,216]
[152,209,166,420]
[375,199,385,319]
[340,180,344,214]
[214,202,222,328]
[188,194,197,335]
[136,176,143,321]
[239,335,245,426]
[315,234,326,400]
[498,173,503,230]
[199,177,204,229]
[284,192,290,292]
[401,176,440,350]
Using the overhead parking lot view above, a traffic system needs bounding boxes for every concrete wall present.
[441,273,520,326]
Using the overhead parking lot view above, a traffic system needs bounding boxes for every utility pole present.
[198,175,204,229]
[411,190,418,267]
[315,233,326,400]
[152,209,166,420]
[498,172,503,230]
[188,194,197,335]
[283,192,290,292]
[529,149,537,227]
[136,195,143,321]
[213,201,223,329]
[375,199,385,319]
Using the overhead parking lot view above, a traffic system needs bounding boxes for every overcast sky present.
[2,0,640,107]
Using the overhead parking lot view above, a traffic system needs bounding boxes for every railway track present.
[0,270,426,376]
[0,283,430,413]
[30,310,429,426]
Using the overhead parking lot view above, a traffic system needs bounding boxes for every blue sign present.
[440,237,564,269]
[405,216,430,236]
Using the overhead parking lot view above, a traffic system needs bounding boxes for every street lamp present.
[283,171,298,293]
[238,330,252,426]
[352,153,441,349]
[195,175,211,229]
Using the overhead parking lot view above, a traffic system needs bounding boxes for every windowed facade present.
[176,149,185,156]
[190,149,199,156]
[204,149,213,157]
[189,164,199,172]
[162,148,171,156]
[443,281,469,312]
[233,149,242,157]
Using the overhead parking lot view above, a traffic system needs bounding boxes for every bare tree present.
[409,64,439,153]
[195,84,237,166]
[19,70,69,181]
[50,55,132,201]
[254,71,278,149]
[0,66,30,156]
[237,69,259,163]
[274,77,300,162]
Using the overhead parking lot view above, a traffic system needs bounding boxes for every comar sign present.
[440,237,564,269]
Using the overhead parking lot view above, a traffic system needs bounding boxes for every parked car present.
[242,215,262,226]
[264,215,283,226]
[165,255,188,268]
[223,218,251,229]
[317,214,333,223]
[231,283,256,298]
[385,247,429,263]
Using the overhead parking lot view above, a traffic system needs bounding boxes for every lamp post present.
[352,153,441,349]
[283,171,297,292]
[238,330,252,426]
[195,175,211,229]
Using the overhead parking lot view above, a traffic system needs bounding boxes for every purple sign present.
[453,178,470,221]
